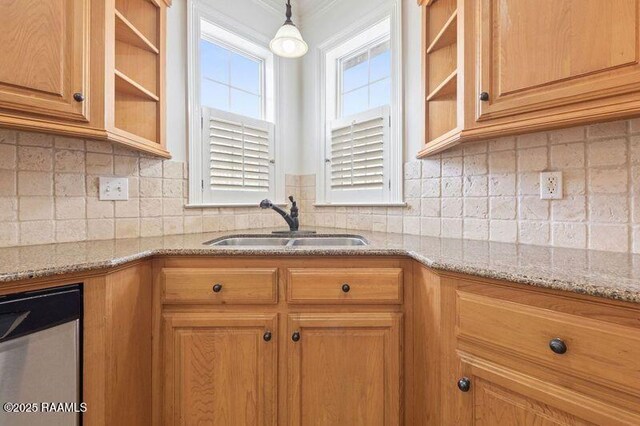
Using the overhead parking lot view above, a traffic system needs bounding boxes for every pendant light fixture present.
[270,0,308,58]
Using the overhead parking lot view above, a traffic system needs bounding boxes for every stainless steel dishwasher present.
[0,285,82,426]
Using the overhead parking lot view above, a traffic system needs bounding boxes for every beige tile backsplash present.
[0,129,284,247]
[300,119,640,254]
[0,118,639,253]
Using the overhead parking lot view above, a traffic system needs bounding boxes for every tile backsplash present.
[1,118,639,253]
[0,129,283,248]
[299,119,640,254]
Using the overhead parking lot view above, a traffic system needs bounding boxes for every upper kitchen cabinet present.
[0,0,89,124]
[419,0,640,157]
[0,0,172,158]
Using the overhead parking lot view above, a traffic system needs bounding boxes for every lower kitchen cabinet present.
[432,272,640,426]
[453,358,630,426]
[161,313,278,425]
[156,258,409,426]
[287,313,402,426]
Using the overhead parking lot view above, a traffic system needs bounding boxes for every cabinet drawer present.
[457,290,640,395]
[287,268,403,304]
[162,268,278,304]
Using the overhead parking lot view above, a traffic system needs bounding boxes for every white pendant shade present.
[270,23,308,58]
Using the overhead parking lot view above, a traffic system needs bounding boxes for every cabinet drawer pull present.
[479,91,489,101]
[292,331,300,342]
[263,331,272,342]
[212,283,223,293]
[341,283,350,293]
[457,377,471,392]
[73,92,85,102]
[549,338,567,354]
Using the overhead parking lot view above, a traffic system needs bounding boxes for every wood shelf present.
[115,69,159,101]
[426,70,457,101]
[427,10,457,54]
[115,9,159,54]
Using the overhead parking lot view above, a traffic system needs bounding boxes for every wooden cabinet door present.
[162,313,277,426]
[476,0,640,122]
[287,313,402,426]
[450,358,640,426]
[0,0,89,122]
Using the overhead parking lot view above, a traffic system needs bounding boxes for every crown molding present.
[299,0,339,21]
[253,0,296,19]
[254,0,337,22]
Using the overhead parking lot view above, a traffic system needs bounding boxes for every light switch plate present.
[99,177,129,201]
[539,171,563,200]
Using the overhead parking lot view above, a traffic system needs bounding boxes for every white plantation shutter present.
[326,106,390,204]
[202,107,275,204]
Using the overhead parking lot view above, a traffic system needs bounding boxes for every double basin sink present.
[207,235,368,247]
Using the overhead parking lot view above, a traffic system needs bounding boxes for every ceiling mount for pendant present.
[269,0,308,58]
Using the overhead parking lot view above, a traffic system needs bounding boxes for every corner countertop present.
[1,228,639,304]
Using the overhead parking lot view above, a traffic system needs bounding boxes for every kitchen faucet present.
[260,196,299,231]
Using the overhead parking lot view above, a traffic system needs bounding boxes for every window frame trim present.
[315,1,403,206]
[187,0,283,207]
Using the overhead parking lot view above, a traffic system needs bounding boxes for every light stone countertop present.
[0,228,639,304]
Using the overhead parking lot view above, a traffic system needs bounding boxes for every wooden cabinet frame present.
[152,256,413,426]
[0,0,171,158]
[419,0,640,157]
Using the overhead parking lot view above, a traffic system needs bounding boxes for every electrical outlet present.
[539,171,563,200]
[99,177,129,201]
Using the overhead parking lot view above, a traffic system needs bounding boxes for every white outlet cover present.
[99,177,129,201]
[539,171,563,200]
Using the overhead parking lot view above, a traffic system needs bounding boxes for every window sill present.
[313,202,407,208]
[185,202,287,209]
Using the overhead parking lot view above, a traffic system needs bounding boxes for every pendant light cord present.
[285,0,293,24]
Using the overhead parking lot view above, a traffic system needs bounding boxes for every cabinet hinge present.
[201,180,204,190]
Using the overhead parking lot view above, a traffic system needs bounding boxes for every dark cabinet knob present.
[212,284,222,293]
[341,283,350,293]
[549,338,567,354]
[457,377,471,392]
[73,92,85,102]
[263,331,272,342]
[292,331,300,342]
[479,92,489,101]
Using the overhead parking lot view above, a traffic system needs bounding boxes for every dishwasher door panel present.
[0,321,80,426]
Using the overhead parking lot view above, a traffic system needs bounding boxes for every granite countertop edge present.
[1,242,638,304]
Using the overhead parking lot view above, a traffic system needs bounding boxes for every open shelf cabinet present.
[110,0,166,156]
[420,0,459,156]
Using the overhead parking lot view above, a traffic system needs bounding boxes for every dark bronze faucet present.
[260,196,299,231]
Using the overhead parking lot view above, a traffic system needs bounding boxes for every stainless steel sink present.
[209,237,291,246]
[290,237,367,246]
[206,235,368,247]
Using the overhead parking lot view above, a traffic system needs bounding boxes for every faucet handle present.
[289,195,299,217]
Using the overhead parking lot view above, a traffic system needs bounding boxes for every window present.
[340,40,391,117]
[200,40,263,119]
[320,16,402,205]
[188,4,280,206]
